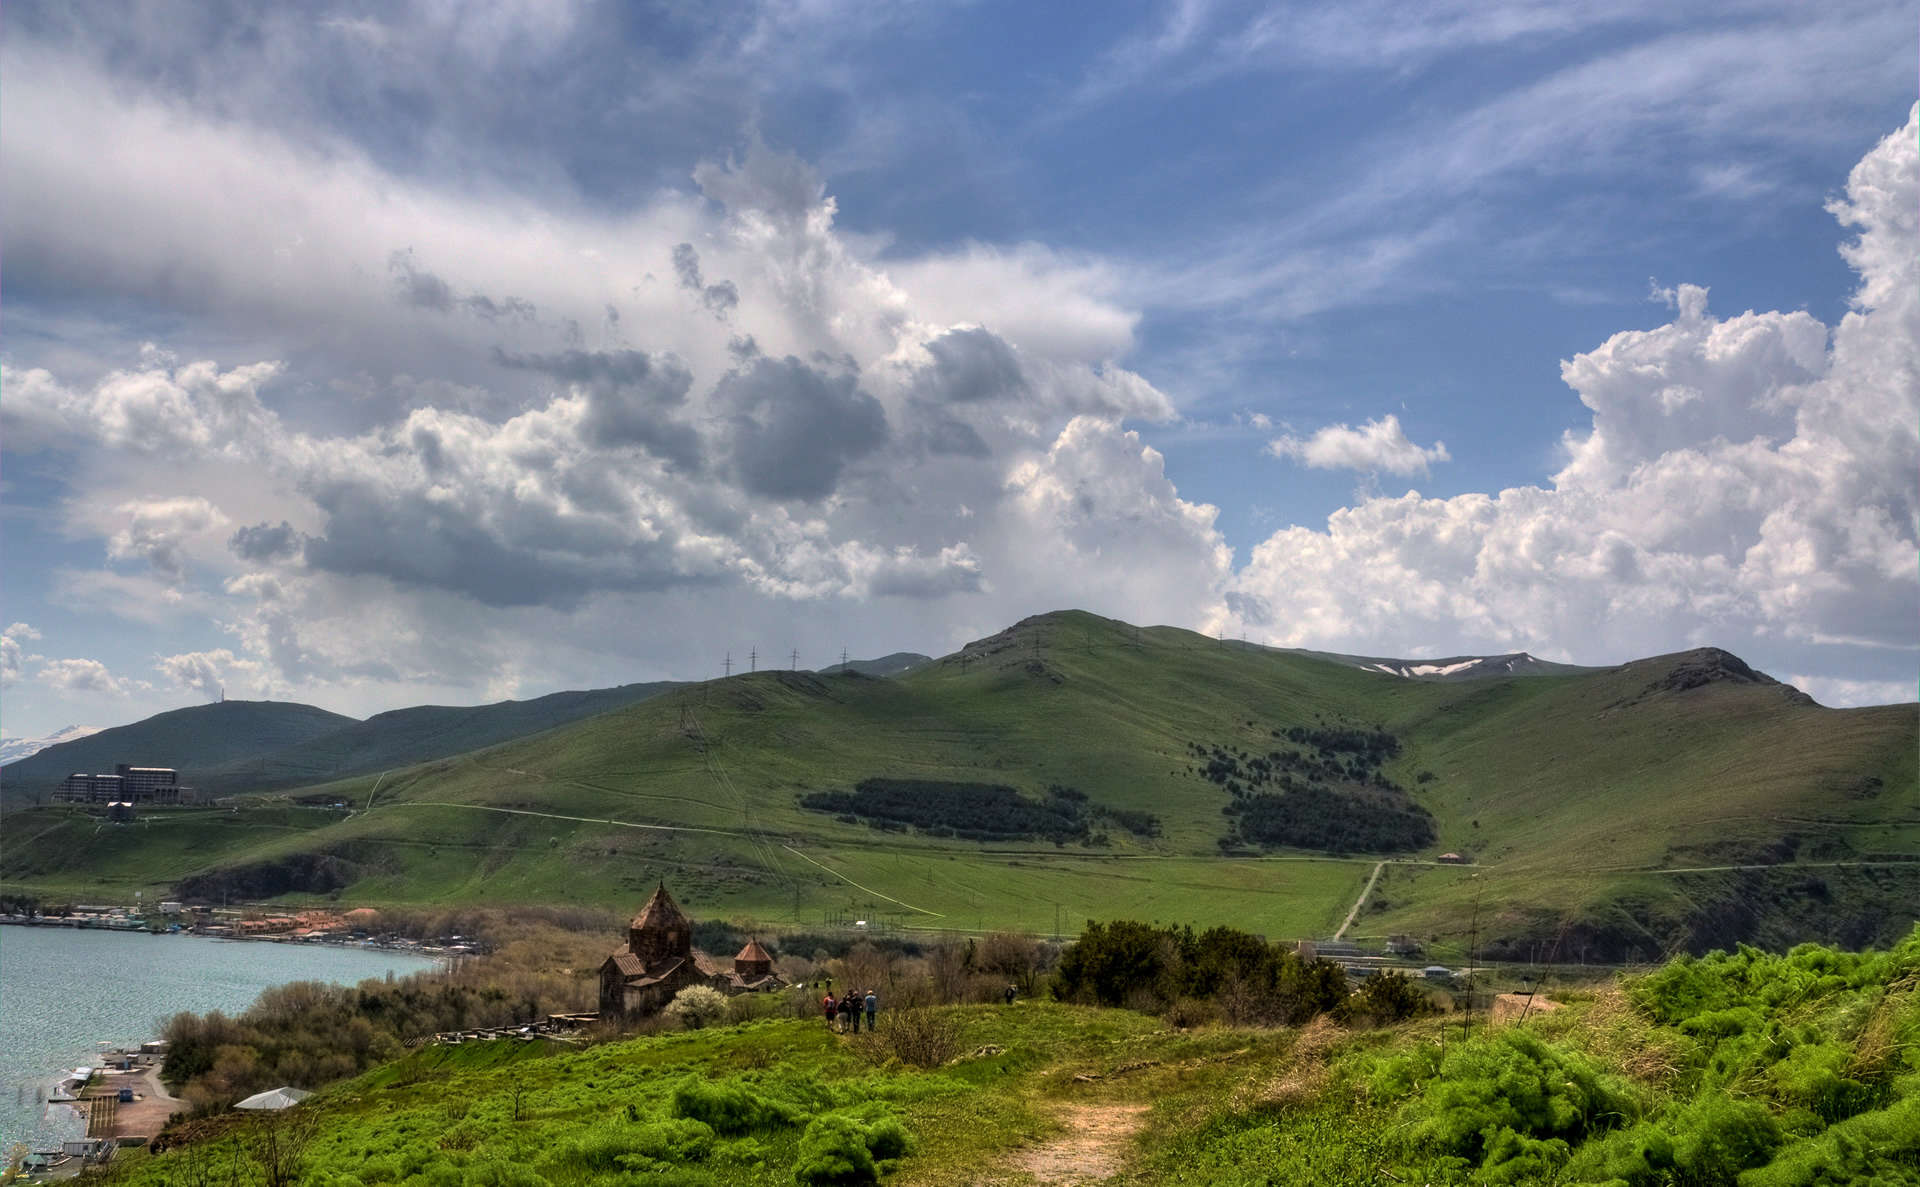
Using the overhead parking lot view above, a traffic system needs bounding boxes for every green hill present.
[2,611,1912,957]
[0,700,354,802]
[193,680,686,795]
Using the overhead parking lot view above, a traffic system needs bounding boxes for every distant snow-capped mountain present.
[1281,648,1601,682]
[0,724,104,766]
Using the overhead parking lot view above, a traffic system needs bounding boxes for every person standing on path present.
[822,992,836,1030]
[1004,984,1017,1005]
[848,991,862,1034]
[838,994,855,1033]
[864,989,878,1031]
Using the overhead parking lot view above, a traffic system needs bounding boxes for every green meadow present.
[4,611,1912,954]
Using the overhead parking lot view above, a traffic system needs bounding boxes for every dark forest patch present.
[1188,720,1433,854]
[800,779,1158,845]
[1222,785,1435,854]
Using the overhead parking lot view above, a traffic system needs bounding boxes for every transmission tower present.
[723,651,732,677]
[749,648,757,673]
[790,648,799,671]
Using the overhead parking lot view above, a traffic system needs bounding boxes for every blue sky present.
[2,1,1915,739]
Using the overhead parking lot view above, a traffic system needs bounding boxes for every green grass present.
[4,610,1912,954]
[91,927,1920,1186]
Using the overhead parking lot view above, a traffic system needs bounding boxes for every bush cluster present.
[1053,921,1351,1024]
[1344,924,1920,1185]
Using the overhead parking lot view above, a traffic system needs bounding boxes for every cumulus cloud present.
[229,521,303,562]
[716,355,889,501]
[3,29,1909,723]
[157,649,263,702]
[39,657,138,695]
[1268,414,1451,476]
[912,327,1028,404]
[1229,106,1920,673]
[106,496,229,582]
[494,348,703,470]
[1,623,41,685]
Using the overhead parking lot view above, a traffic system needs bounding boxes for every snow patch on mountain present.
[0,724,104,765]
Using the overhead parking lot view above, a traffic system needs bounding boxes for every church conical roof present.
[631,883,689,932]
[735,938,772,963]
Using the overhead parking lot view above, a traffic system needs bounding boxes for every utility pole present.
[723,651,732,677]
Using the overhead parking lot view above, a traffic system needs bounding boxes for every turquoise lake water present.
[0,926,439,1154]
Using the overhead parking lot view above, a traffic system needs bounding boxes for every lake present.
[0,926,440,1154]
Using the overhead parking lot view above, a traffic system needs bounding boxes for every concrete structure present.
[597,885,787,1018]
[56,773,124,803]
[55,766,195,805]
[116,766,185,802]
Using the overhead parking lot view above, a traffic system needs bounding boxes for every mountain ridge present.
[4,609,1910,961]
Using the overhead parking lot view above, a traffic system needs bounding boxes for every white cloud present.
[106,496,231,583]
[38,657,141,696]
[1,623,42,685]
[1228,106,1920,674]
[156,649,265,703]
[0,55,1228,710]
[1786,674,1915,709]
[1268,414,1451,476]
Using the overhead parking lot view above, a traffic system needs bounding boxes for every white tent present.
[234,1087,312,1111]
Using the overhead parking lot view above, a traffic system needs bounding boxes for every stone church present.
[598,883,788,1017]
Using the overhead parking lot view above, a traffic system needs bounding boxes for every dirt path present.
[1333,861,1384,940]
[1010,1102,1151,1184]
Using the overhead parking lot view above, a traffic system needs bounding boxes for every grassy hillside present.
[196,680,686,795]
[2,611,1912,954]
[92,927,1920,1186]
[0,700,354,803]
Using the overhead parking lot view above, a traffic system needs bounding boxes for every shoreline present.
[0,916,462,960]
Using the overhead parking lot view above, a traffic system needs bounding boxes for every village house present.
[597,883,787,1018]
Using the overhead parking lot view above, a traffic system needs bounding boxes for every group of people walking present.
[822,988,878,1033]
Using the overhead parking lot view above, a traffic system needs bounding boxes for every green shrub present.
[670,1075,805,1134]
[792,1115,878,1186]
[462,1160,549,1187]
[1740,1094,1920,1186]
[1768,1037,1880,1123]
[1666,1094,1781,1181]
[630,1118,717,1163]
[559,1127,640,1172]
[790,1108,915,1186]
[1386,1029,1636,1166]
[1337,971,1436,1026]
[1477,1128,1570,1185]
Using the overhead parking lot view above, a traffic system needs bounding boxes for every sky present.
[2,0,1916,740]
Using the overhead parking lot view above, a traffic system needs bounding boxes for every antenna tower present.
[749,648,757,673]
